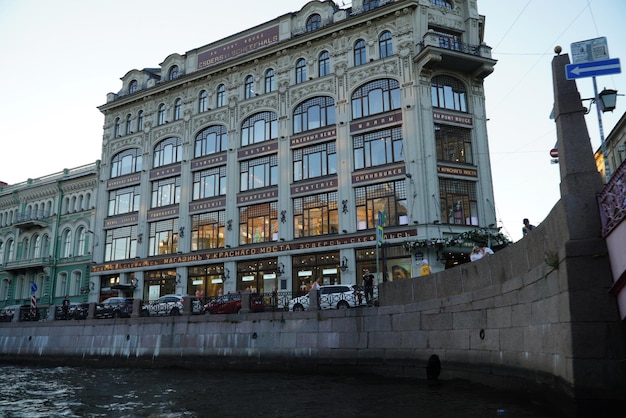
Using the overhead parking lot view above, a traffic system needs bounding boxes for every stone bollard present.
[132,298,143,318]
[240,292,251,314]
[307,288,319,311]
[182,295,192,316]
[88,302,97,319]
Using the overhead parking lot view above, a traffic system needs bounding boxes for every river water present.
[0,364,566,418]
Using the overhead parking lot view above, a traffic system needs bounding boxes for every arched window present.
[241,111,278,147]
[62,229,72,258]
[318,51,330,77]
[153,137,182,167]
[364,0,380,11]
[137,110,144,132]
[111,148,143,178]
[125,114,132,135]
[76,227,87,256]
[306,14,321,32]
[293,96,336,134]
[157,103,166,125]
[113,117,121,137]
[168,65,179,80]
[174,98,182,120]
[195,125,228,158]
[198,90,208,112]
[216,84,226,108]
[265,69,275,93]
[354,39,366,66]
[379,31,393,58]
[351,78,401,119]
[129,79,138,94]
[431,75,467,112]
[296,58,307,84]
[33,235,41,258]
[244,75,255,99]
[0,241,4,265]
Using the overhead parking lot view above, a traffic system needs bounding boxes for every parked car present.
[289,284,364,311]
[55,303,89,320]
[146,294,201,316]
[95,297,147,319]
[203,292,264,314]
[0,305,19,322]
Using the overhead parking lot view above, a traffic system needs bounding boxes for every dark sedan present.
[95,297,146,318]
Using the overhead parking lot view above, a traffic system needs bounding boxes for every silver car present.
[146,294,201,316]
[289,285,364,311]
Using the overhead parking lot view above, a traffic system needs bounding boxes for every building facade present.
[0,164,98,308]
[93,0,497,302]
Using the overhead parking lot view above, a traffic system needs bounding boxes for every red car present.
[203,293,264,314]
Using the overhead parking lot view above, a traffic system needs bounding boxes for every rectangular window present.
[104,225,138,261]
[293,192,339,238]
[439,178,478,226]
[293,142,337,181]
[151,177,181,208]
[108,186,141,216]
[192,166,227,200]
[240,155,278,191]
[353,127,404,170]
[191,210,226,251]
[148,218,179,256]
[239,202,278,245]
[435,124,473,164]
[355,180,408,230]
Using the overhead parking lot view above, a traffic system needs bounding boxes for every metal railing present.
[598,161,626,237]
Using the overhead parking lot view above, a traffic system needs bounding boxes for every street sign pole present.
[592,76,611,181]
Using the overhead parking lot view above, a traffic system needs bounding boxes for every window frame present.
[239,201,278,245]
[379,31,393,58]
[293,191,339,238]
[318,51,330,77]
[293,141,337,182]
[354,39,367,66]
[353,126,404,170]
[153,137,182,168]
[198,90,208,113]
[244,75,255,99]
[351,78,401,119]
[293,96,336,134]
[355,180,408,230]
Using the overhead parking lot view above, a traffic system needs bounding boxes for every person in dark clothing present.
[362,269,374,305]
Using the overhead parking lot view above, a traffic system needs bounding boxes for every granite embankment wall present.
[0,199,624,408]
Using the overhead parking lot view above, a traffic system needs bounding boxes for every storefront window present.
[292,252,342,293]
[236,258,281,293]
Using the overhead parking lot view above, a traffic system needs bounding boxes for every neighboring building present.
[0,163,99,309]
[595,110,626,182]
[93,0,497,302]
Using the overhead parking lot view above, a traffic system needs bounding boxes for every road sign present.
[565,58,621,80]
[550,148,559,158]
[377,225,384,247]
[571,37,609,64]
[30,283,37,293]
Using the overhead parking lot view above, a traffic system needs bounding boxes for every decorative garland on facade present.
[403,228,512,253]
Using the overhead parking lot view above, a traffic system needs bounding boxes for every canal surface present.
[0,364,563,417]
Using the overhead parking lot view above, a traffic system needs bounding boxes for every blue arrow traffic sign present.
[566,58,621,80]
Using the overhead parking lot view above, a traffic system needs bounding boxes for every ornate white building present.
[92,0,497,302]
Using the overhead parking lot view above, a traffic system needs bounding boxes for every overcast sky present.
[1,0,625,241]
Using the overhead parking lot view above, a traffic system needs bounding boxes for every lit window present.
[191,211,226,250]
[355,180,407,230]
[439,178,477,225]
[239,202,278,245]
[435,124,473,164]
[148,218,179,256]
[293,192,339,238]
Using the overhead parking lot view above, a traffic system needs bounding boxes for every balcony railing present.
[598,161,626,237]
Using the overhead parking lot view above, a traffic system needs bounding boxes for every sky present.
[0,0,625,242]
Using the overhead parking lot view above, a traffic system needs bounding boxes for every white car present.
[146,294,201,316]
[289,284,364,311]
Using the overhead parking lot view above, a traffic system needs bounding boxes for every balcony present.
[415,31,496,79]
[3,256,53,272]
[13,211,50,229]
